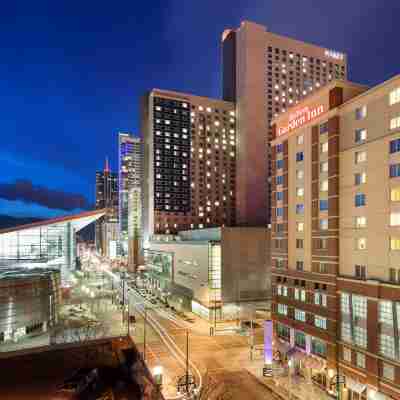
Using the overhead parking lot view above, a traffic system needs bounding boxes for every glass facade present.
[208,243,221,302]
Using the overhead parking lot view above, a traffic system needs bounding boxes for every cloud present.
[0,180,91,211]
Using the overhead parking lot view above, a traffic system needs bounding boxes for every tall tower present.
[95,158,118,257]
[222,21,347,225]
[118,133,142,257]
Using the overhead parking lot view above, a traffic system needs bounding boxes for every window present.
[390,138,400,154]
[356,352,366,369]
[296,239,304,249]
[276,143,284,153]
[355,264,367,280]
[320,200,328,211]
[354,326,368,348]
[320,219,328,230]
[311,337,326,357]
[297,222,304,232]
[355,151,367,164]
[277,303,288,316]
[296,151,304,162]
[354,172,367,185]
[315,315,327,330]
[276,191,283,201]
[380,334,396,359]
[355,216,367,228]
[296,204,304,214]
[390,117,400,130]
[276,175,284,185]
[276,259,284,268]
[296,261,304,271]
[317,238,328,250]
[276,223,284,233]
[355,105,367,120]
[356,238,367,250]
[276,159,284,169]
[294,288,306,301]
[390,164,400,178]
[382,363,395,381]
[355,128,367,143]
[389,87,400,106]
[319,122,328,135]
[391,188,400,202]
[320,179,328,192]
[277,323,290,341]
[297,135,304,145]
[295,309,306,322]
[390,238,400,251]
[296,169,304,179]
[342,347,352,362]
[320,161,328,173]
[355,193,366,207]
[295,331,306,349]
[296,187,304,197]
[389,268,400,283]
[320,142,328,153]
[276,207,284,217]
[314,292,327,306]
[390,212,400,226]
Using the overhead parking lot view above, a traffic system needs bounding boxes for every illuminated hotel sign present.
[277,104,324,137]
[325,49,344,60]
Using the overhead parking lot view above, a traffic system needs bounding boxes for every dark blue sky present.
[1,0,399,218]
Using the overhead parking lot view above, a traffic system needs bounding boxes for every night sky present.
[1,0,399,219]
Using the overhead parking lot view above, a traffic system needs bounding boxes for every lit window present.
[320,219,328,230]
[206,107,212,113]
[296,170,304,180]
[320,161,328,173]
[342,347,351,362]
[315,316,327,330]
[314,292,327,306]
[229,110,235,117]
[390,237,400,250]
[356,352,366,369]
[389,87,400,106]
[354,172,367,185]
[214,120,220,126]
[276,159,284,169]
[297,222,304,232]
[320,179,328,192]
[355,216,367,228]
[276,175,284,185]
[294,309,306,322]
[296,187,304,197]
[355,105,367,120]
[390,116,400,130]
[355,128,367,143]
[391,187,400,201]
[277,303,288,316]
[296,204,304,214]
[276,192,283,201]
[356,238,367,250]
[355,193,366,207]
[320,142,328,153]
[382,363,395,381]
[276,207,284,217]
[355,151,367,164]
[297,135,304,145]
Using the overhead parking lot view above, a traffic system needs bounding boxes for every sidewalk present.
[244,356,334,400]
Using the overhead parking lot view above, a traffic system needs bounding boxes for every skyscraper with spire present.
[95,158,119,257]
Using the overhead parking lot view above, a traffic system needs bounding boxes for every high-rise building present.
[270,75,400,400]
[118,133,142,256]
[222,21,347,225]
[141,89,237,243]
[95,158,119,257]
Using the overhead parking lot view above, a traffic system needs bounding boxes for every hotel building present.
[141,89,237,243]
[270,75,400,400]
[222,20,347,224]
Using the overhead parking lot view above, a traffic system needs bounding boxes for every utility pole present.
[185,329,189,394]
[143,306,147,362]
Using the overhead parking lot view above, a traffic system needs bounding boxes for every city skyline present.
[0,1,399,220]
